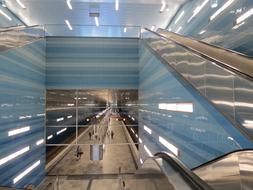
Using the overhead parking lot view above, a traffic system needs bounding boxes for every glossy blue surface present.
[167,0,253,57]
[138,41,253,168]
[46,37,139,89]
[0,39,46,188]
[0,5,23,27]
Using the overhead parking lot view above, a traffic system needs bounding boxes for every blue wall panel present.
[167,0,253,57]
[138,41,253,169]
[46,37,139,89]
[0,40,46,188]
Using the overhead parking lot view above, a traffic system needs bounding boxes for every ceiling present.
[4,0,187,30]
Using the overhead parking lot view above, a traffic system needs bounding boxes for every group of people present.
[107,129,114,140]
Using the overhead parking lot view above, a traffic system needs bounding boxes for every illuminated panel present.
[159,136,179,156]
[8,126,30,136]
[158,103,193,113]
[13,160,41,184]
[0,146,30,166]
[144,125,152,134]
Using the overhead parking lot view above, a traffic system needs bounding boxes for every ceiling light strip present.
[13,160,41,184]
[95,17,99,26]
[115,0,119,11]
[0,10,12,21]
[8,126,30,137]
[66,0,72,10]
[16,0,26,9]
[65,20,73,30]
[210,0,234,21]
[0,146,30,166]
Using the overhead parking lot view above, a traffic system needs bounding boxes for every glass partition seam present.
[75,89,78,145]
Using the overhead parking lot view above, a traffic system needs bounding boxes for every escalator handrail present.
[143,27,253,81]
[0,25,43,33]
[153,152,213,190]
[192,148,253,171]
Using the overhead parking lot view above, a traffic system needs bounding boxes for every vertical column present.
[75,89,78,145]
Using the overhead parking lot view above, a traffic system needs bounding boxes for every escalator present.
[141,28,253,140]
[128,151,213,190]
[139,28,253,190]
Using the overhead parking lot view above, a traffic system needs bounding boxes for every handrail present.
[154,152,213,190]
[0,25,43,33]
[153,28,253,81]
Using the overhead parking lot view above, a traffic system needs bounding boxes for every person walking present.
[111,130,114,140]
[88,132,92,140]
[76,146,83,160]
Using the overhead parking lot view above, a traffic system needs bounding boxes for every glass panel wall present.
[46,89,138,175]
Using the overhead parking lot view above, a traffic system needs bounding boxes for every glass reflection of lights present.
[8,126,31,137]
[0,146,30,166]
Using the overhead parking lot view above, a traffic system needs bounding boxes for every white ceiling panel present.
[5,0,188,30]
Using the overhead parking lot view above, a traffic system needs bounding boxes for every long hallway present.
[48,116,137,175]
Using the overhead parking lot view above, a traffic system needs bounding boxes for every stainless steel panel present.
[188,53,206,94]
[234,76,253,137]
[205,62,235,120]
[194,150,253,190]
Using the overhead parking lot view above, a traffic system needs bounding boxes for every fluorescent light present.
[236,8,253,24]
[0,146,30,166]
[56,128,67,135]
[177,103,193,113]
[159,136,179,156]
[16,0,26,9]
[151,25,155,31]
[188,0,209,23]
[232,21,245,29]
[175,11,184,24]
[13,160,40,184]
[47,135,53,140]
[245,120,253,124]
[115,0,119,11]
[67,115,72,119]
[176,26,182,33]
[65,19,73,30]
[139,138,143,143]
[56,117,64,122]
[132,117,135,121]
[67,103,74,106]
[199,30,206,34]
[144,125,152,134]
[140,158,143,164]
[124,27,127,33]
[210,0,235,21]
[144,145,153,157]
[158,103,193,113]
[130,128,135,134]
[8,126,30,136]
[95,17,99,27]
[36,139,44,146]
[160,1,166,12]
[0,10,12,21]
[66,0,72,10]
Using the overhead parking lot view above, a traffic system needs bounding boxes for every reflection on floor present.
[48,117,137,175]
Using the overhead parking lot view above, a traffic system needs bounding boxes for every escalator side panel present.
[193,151,253,190]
